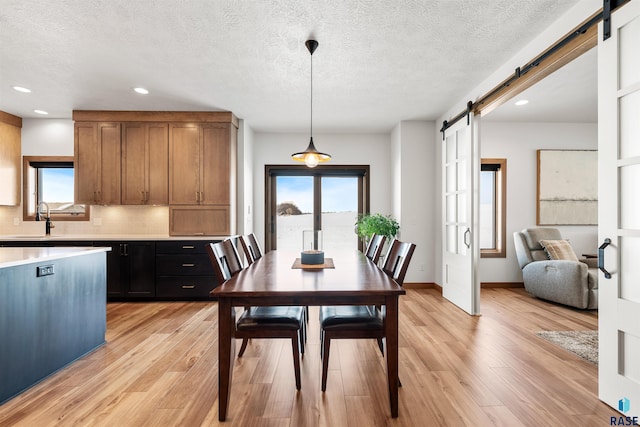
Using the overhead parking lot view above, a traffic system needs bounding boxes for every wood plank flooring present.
[0,288,619,426]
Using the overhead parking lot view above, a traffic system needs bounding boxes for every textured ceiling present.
[0,0,585,132]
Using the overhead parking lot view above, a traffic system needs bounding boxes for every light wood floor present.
[0,288,618,426]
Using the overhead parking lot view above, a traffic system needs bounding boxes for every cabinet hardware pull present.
[195,191,199,202]
[182,263,195,267]
[182,245,195,249]
[141,191,145,202]
[181,285,196,289]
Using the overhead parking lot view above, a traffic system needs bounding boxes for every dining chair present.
[239,233,262,265]
[239,233,310,325]
[207,240,306,390]
[365,234,387,264]
[319,238,416,391]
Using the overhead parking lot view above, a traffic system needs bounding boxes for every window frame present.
[480,158,506,258]
[22,156,90,222]
[264,164,370,252]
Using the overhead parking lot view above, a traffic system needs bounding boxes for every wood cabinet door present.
[74,122,99,204]
[0,120,21,206]
[122,123,169,205]
[169,123,200,204]
[121,123,147,205]
[146,123,169,205]
[98,123,121,205]
[200,123,231,205]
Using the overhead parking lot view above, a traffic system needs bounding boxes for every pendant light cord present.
[310,49,313,138]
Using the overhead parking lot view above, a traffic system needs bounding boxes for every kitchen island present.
[0,246,109,404]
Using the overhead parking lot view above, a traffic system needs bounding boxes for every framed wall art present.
[537,149,597,225]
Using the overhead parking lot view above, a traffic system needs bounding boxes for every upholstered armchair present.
[513,228,598,309]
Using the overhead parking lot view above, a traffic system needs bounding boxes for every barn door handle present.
[463,228,471,248]
[598,238,612,279]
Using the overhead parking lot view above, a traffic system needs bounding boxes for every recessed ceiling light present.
[515,99,529,106]
[34,109,49,115]
[13,86,31,93]
[134,87,149,94]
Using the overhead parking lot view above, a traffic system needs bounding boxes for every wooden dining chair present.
[239,233,262,265]
[207,240,306,390]
[319,238,416,391]
[364,234,387,264]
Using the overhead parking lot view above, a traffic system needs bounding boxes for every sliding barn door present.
[598,0,640,415]
[442,115,480,315]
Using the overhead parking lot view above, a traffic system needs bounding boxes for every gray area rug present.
[537,330,598,365]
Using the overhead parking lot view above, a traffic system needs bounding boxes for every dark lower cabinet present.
[1,238,219,300]
[155,240,219,298]
[96,241,155,298]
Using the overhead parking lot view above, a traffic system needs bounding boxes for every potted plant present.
[355,213,400,247]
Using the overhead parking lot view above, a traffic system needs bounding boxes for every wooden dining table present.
[210,249,406,421]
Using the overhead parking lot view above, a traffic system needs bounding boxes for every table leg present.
[218,299,235,421]
[385,296,399,418]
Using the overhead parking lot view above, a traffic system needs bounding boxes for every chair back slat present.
[207,239,243,284]
[365,234,386,265]
[240,233,263,264]
[382,239,416,286]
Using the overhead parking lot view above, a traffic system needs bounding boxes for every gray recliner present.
[513,228,598,309]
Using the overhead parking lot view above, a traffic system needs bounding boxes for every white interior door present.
[442,115,480,315]
[598,0,640,416]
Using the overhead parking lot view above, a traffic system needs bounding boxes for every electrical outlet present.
[13,217,20,226]
[93,217,102,226]
[37,265,54,277]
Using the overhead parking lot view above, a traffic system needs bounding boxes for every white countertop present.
[0,247,111,269]
[0,234,227,242]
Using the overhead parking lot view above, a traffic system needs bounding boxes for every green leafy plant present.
[355,213,400,243]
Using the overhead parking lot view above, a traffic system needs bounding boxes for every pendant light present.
[292,39,331,168]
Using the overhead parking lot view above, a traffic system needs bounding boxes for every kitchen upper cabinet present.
[0,111,21,206]
[75,122,121,205]
[169,123,232,205]
[169,123,200,205]
[122,123,169,205]
[201,123,231,205]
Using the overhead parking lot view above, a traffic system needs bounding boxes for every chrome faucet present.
[36,201,55,236]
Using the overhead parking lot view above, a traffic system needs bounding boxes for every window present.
[480,159,506,258]
[23,156,90,221]
[265,165,369,252]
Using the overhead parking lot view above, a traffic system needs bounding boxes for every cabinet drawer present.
[156,276,217,298]
[156,240,212,254]
[155,254,213,276]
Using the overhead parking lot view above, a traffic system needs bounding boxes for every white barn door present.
[442,115,480,315]
[598,0,640,416]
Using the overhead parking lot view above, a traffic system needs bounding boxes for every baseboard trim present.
[404,282,440,290]
[481,282,524,288]
[403,282,523,291]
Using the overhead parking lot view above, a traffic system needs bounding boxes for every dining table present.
[210,249,406,421]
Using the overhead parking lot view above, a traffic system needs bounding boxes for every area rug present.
[537,330,598,365]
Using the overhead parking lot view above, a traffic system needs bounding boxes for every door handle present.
[598,238,612,279]
[463,228,471,248]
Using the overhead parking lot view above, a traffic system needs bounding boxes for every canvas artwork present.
[537,149,598,225]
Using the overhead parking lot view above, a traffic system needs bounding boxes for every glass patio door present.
[266,165,369,252]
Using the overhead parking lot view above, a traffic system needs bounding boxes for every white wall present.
[480,121,598,283]
[252,132,392,253]
[237,119,254,236]
[391,121,436,283]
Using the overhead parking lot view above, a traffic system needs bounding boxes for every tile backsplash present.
[0,205,169,236]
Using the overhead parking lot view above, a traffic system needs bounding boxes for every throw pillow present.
[538,239,579,261]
